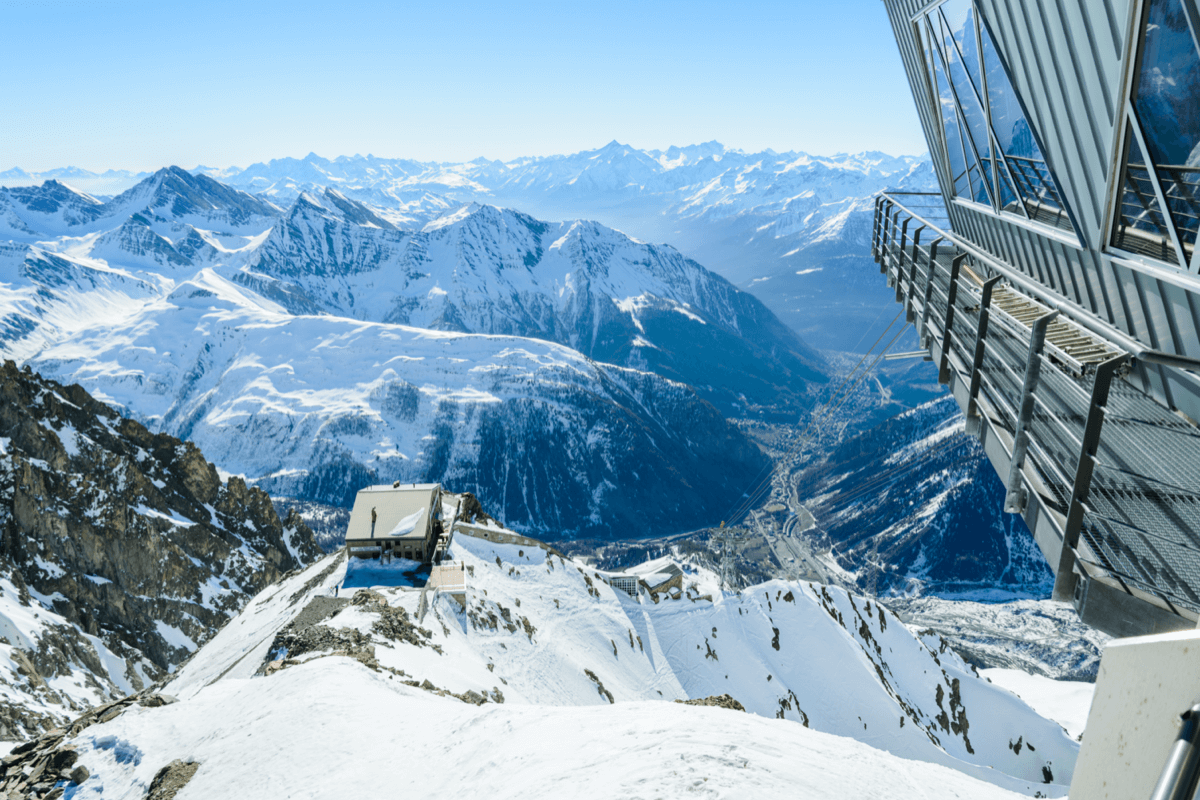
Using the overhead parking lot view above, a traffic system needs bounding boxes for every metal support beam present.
[965,275,1003,435]
[919,237,944,345]
[871,196,883,260]
[938,254,966,384]
[906,226,926,321]
[894,218,912,294]
[1004,310,1060,513]
[882,206,901,274]
[1053,355,1129,602]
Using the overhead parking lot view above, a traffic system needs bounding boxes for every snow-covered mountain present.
[797,395,1054,598]
[240,190,825,415]
[196,142,937,350]
[0,168,151,200]
[27,270,770,536]
[0,170,814,537]
[203,142,936,284]
[0,360,321,740]
[2,525,1082,797]
[6,145,938,351]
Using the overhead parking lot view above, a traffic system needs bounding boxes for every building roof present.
[613,558,684,591]
[345,483,440,543]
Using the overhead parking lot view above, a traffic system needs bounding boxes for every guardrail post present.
[919,237,944,344]
[1003,310,1059,513]
[877,200,894,270]
[882,205,901,274]
[906,226,926,322]
[965,275,1003,434]
[893,218,911,294]
[872,196,884,260]
[938,254,966,384]
[1052,354,1128,602]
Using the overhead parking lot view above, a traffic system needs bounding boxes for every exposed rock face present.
[0,689,178,799]
[0,360,322,739]
[145,759,201,800]
[675,694,746,712]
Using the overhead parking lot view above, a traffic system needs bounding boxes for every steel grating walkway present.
[873,192,1200,634]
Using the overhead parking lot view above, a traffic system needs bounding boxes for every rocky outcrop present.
[0,360,323,739]
[675,694,746,712]
[145,759,201,800]
[0,690,178,799]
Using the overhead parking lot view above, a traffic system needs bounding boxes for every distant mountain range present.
[4,143,937,349]
[0,165,822,537]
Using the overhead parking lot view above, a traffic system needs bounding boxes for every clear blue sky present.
[2,0,926,172]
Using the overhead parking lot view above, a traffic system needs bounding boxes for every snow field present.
[166,533,1077,795]
[980,669,1095,740]
[70,658,1033,800]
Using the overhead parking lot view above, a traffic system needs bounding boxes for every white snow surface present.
[159,536,1077,796]
[21,269,697,496]
[384,508,424,537]
[981,669,1095,740]
[76,659,1030,800]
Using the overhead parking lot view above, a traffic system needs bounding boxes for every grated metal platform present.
[874,192,1200,635]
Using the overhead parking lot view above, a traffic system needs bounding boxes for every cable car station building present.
[876,0,1200,637]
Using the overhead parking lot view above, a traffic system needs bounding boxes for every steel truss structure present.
[874,192,1200,636]
[879,0,1200,636]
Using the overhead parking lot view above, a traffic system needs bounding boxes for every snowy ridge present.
[134,531,1081,797]
[242,195,826,414]
[0,167,811,536]
[71,661,1032,799]
[24,269,768,536]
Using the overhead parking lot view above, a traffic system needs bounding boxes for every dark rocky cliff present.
[0,360,322,738]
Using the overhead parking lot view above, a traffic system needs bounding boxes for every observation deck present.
[873,191,1200,637]
[878,0,1200,638]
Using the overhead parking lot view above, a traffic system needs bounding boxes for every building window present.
[1110,0,1200,270]
[915,0,1074,231]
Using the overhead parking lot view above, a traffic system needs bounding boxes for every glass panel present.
[937,10,996,206]
[985,155,1022,212]
[928,19,972,198]
[979,20,1072,228]
[1130,0,1200,261]
[939,0,985,96]
[1112,123,1181,265]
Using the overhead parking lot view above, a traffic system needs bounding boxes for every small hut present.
[344,483,443,564]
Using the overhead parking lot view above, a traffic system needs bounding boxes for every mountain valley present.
[0,145,1099,799]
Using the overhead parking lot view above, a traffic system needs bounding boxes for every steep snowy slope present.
[27,661,1032,800]
[0,361,321,739]
[242,192,827,415]
[27,270,769,538]
[796,395,1053,596]
[158,532,1078,796]
[0,170,801,538]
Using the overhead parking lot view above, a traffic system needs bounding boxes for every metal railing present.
[873,191,1200,629]
[426,561,466,592]
[1113,163,1200,266]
